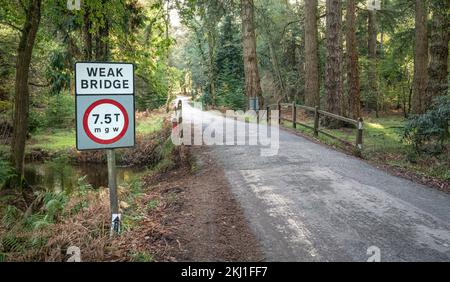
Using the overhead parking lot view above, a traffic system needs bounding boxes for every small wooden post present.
[266,106,270,123]
[314,106,319,137]
[277,102,281,124]
[356,117,363,154]
[292,102,297,129]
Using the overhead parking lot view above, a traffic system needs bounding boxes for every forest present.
[0,0,448,262]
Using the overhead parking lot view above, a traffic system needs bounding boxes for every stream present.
[25,159,142,193]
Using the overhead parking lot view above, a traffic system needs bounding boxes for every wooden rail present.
[275,102,364,154]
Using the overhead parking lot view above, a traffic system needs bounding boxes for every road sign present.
[75,62,134,237]
[75,62,134,95]
[75,62,135,150]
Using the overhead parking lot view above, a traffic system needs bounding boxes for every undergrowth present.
[0,118,187,261]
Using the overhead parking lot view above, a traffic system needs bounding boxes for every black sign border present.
[75,61,136,151]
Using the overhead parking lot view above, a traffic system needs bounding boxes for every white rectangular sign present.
[75,62,134,95]
[75,62,135,150]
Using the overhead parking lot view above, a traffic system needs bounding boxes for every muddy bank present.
[139,146,264,262]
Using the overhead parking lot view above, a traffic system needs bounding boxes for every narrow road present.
[180,99,450,262]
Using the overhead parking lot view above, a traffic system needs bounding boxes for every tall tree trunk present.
[368,10,378,117]
[267,34,286,101]
[304,0,320,108]
[95,21,110,61]
[83,7,92,60]
[241,0,264,109]
[324,0,342,127]
[426,0,449,109]
[207,30,216,106]
[94,0,110,61]
[10,0,42,189]
[346,0,360,120]
[412,0,428,114]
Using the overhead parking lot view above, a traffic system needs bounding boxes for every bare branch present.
[282,20,301,37]
[28,81,51,88]
[0,21,23,32]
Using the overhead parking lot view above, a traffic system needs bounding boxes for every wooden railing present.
[267,102,364,154]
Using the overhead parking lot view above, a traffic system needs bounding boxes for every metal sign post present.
[107,149,119,235]
[75,62,135,236]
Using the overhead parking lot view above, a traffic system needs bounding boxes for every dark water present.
[24,159,141,193]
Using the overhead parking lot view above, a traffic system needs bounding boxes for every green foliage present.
[129,178,142,195]
[2,205,22,229]
[46,50,71,95]
[214,15,246,109]
[44,93,74,129]
[131,251,154,262]
[0,100,11,112]
[76,175,94,195]
[402,96,450,151]
[28,109,46,133]
[0,157,15,187]
[1,233,26,253]
[147,199,159,211]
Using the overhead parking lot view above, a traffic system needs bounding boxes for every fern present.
[2,234,25,252]
[27,235,48,249]
[77,175,93,194]
[23,213,46,231]
[42,192,67,222]
[0,158,15,186]
[2,205,22,229]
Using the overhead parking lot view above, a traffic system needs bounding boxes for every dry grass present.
[1,115,190,262]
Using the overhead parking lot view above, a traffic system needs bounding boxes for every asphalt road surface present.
[180,99,450,262]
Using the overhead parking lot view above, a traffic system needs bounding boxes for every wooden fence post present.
[314,106,319,137]
[277,102,281,124]
[356,117,363,151]
[266,106,270,123]
[292,102,297,129]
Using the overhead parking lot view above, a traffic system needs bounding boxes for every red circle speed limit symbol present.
[83,99,129,144]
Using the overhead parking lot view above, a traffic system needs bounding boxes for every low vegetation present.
[282,102,450,188]
[0,111,190,261]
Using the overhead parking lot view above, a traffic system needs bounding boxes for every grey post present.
[292,102,297,129]
[356,117,364,152]
[178,100,183,138]
[107,149,119,236]
[277,102,281,124]
[314,106,320,137]
[266,106,270,123]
